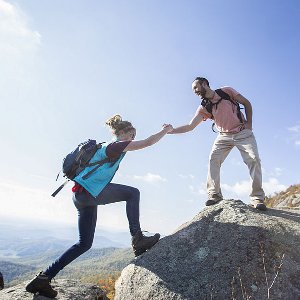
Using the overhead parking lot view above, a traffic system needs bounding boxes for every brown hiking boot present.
[205,198,223,206]
[132,230,160,257]
[25,272,57,298]
[250,199,267,211]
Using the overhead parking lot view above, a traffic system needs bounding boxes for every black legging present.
[44,183,140,279]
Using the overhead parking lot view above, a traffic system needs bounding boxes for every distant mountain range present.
[1,247,134,286]
[0,261,36,283]
[0,217,131,259]
[0,217,134,286]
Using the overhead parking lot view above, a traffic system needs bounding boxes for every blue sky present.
[0,0,299,235]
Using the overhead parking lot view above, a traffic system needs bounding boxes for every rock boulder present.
[115,199,300,300]
[0,279,108,300]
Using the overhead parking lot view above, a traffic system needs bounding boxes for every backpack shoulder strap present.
[215,88,244,125]
[215,88,231,100]
[211,88,231,112]
[215,88,242,108]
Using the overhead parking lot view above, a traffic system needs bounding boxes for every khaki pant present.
[207,129,265,201]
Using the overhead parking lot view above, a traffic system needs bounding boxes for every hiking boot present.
[25,272,57,298]
[250,199,267,211]
[0,271,4,290]
[205,198,223,206]
[132,230,160,257]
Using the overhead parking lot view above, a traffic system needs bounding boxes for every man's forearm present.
[244,102,253,125]
[235,94,253,126]
[169,113,203,134]
[169,125,193,134]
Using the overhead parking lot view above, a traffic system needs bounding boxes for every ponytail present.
[106,114,134,135]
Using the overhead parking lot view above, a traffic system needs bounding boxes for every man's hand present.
[162,124,173,133]
[244,122,252,130]
[234,94,253,130]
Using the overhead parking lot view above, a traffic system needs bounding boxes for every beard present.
[199,86,207,99]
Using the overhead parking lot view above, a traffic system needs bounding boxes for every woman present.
[26,115,173,298]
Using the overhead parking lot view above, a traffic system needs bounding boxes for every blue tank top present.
[74,142,126,197]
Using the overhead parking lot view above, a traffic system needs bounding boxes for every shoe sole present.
[39,290,58,298]
[134,248,147,257]
[205,199,222,206]
[26,282,38,294]
[26,281,57,298]
[249,203,267,211]
[134,234,160,257]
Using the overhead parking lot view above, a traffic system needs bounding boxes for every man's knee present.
[209,153,223,167]
[244,155,261,166]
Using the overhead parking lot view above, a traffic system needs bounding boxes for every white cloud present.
[287,124,300,148]
[263,178,287,196]
[0,180,76,224]
[268,167,283,177]
[0,0,41,63]
[221,177,287,199]
[0,180,130,231]
[288,125,300,133]
[133,172,167,184]
[221,180,251,196]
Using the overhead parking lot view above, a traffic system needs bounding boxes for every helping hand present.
[162,123,174,133]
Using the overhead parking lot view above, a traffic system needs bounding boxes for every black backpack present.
[201,89,244,132]
[51,139,113,197]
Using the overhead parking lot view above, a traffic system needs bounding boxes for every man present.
[170,77,266,210]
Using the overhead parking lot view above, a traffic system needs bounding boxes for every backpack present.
[51,139,112,197]
[201,89,244,132]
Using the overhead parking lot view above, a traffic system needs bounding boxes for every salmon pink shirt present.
[196,87,245,133]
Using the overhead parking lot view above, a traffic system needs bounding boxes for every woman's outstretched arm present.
[124,124,173,152]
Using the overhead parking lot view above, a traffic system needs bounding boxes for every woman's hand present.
[123,124,174,152]
[162,124,173,133]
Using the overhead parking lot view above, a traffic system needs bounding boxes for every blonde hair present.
[105,114,135,136]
